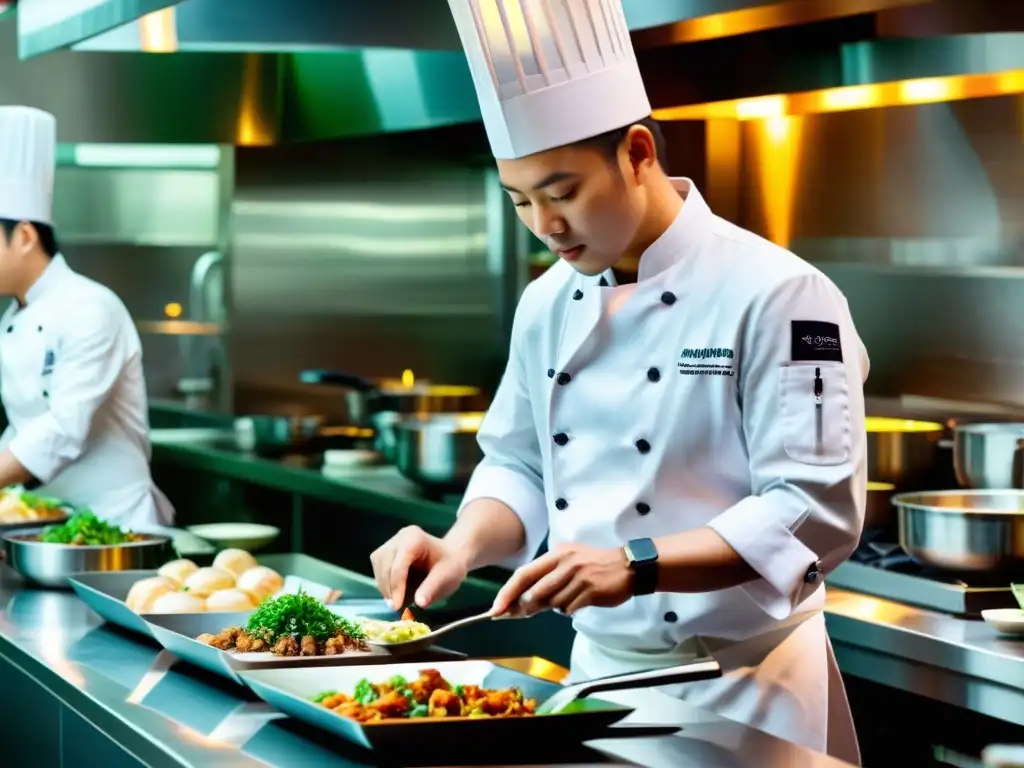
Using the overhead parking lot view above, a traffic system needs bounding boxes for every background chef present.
[0,106,174,531]
[371,1,868,763]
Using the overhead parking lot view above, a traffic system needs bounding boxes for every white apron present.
[568,609,860,766]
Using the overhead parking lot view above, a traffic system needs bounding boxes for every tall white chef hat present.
[447,0,651,160]
[0,106,57,226]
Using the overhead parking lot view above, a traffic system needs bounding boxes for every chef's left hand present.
[491,543,634,617]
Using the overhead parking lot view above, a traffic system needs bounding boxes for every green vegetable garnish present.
[409,704,429,717]
[244,591,364,644]
[39,510,134,546]
[354,678,378,705]
[387,675,407,689]
[313,690,339,704]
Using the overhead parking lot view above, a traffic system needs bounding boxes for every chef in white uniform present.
[371,2,866,763]
[0,106,173,530]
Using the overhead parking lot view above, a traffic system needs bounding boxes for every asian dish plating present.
[312,668,536,722]
[0,486,69,525]
[197,592,367,656]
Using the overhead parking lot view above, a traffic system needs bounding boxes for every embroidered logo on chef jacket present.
[677,347,735,376]
[791,321,842,363]
[41,349,55,377]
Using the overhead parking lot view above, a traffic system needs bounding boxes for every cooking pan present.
[953,423,1024,489]
[893,489,1024,574]
[394,413,485,495]
[299,370,482,461]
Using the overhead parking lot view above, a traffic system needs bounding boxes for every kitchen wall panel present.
[229,125,517,420]
[706,94,1024,407]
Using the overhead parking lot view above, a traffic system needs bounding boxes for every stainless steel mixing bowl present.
[3,529,173,588]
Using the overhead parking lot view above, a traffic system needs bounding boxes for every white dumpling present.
[149,591,206,614]
[235,566,284,603]
[158,558,199,586]
[182,566,235,598]
[205,588,257,612]
[212,548,259,579]
[126,576,176,613]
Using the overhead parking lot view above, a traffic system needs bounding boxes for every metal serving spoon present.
[365,602,533,655]
[537,656,723,715]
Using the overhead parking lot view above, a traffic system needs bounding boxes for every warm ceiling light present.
[653,69,1024,121]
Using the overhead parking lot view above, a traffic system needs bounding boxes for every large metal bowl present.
[893,490,1024,574]
[953,423,1024,489]
[3,529,173,588]
[394,412,484,494]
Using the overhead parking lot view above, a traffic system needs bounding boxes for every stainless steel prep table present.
[0,565,851,768]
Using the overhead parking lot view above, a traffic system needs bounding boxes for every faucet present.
[177,251,225,409]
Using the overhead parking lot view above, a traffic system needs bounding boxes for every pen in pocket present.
[813,367,824,454]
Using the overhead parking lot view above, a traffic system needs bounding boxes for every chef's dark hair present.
[0,219,59,258]
[575,116,666,168]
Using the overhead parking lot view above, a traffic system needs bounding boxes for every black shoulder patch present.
[791,320,843,363]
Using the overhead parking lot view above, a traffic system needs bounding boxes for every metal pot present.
[953,423,1024,489]
[3,530,173,588]
[893,490,1024,574]
[866,416,947,488]
[862,481,896,539]
[233,415,373,455]
[234,414,325,453]
[393,413,485,495]
[299,370,482,462]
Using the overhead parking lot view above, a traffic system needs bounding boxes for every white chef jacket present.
[0,255,174,530]
[459,179,867,763]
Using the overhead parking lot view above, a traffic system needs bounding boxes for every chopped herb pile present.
[244,591,363,644]
[39,510,136,546]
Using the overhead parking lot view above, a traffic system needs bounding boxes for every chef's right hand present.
[370,525,468,610]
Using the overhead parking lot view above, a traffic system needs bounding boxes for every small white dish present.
[981,608,1024,637]
[185,523,280,552]
[322,449,381,468]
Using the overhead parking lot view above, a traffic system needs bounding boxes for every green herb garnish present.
[39,510,134,546]
[313,690,339,703]
[244,591,363,644]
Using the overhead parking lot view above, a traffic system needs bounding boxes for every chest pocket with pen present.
[779,362,851,466]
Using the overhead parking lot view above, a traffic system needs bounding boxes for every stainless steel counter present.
[824,588,1024,726]
[0,566,851,768]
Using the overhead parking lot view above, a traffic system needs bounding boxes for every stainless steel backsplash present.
[707,94,1024,407]
[229,126,521,420]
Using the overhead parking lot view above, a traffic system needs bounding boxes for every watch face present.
[627,537,658,563]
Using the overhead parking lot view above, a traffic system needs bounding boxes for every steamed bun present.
[149,591,206,614]
[205,588,257,612]
[182,566,235,598]
[126,576,177,613]
[213,548,258,578]
[158,558,199,586]
[236,566,283,602]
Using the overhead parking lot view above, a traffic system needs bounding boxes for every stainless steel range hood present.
[37,0,935,56]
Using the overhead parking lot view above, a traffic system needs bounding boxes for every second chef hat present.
[446,0,651,160]
[0,106,57,226]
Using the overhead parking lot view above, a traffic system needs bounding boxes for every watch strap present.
[625,538,659,596]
